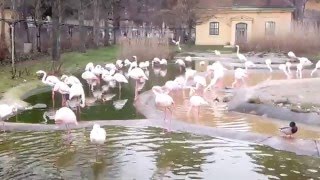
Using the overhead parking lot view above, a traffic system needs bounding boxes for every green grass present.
[0,46,118,96]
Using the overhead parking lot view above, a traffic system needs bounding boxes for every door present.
[235,23,247,44]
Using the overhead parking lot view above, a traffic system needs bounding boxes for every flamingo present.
[265,59,273,72]
[286,62,292,75]
[113,72,128,92]
[298,57,312,66]
[85,62,94,71]
[61,75,81,86]
[68,83,86,113]
[105,63,117,71]
[288,51,296,59]
[127,62,148,100]
[0,104,17,132]
[90,124,106,155]
[244,61,256,70]
[152,57,161,66]
[164,80,182,92]
[279,121,298,138]
[36,70,60,107]
[205,61,227,90]
[116,59,124,69]
[175,59,186,72]
[160,59,167,66]
[184,68,197,86]
[189,87,208,117]
[185,56,192,63]
[279,64,291,79]
[139,61,149,70]
[124,59,131,67]
[214,50,221,56]
[152,86,174,123]
[159,68,167,77]
[296,63,303,79]
[54,107,78,139]
[172,36,181,50]
[311,60,320,76]
[231,68,248,88]
[235,45,247,62]
[92,65,104,77]
[193,75,206,89]
[81,70,100,92]
[52,81,70,106]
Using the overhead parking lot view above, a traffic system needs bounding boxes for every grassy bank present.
[0,46,118,95]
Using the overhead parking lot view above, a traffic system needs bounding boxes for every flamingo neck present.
[80,89,86,108]
[236,46,239,55]
[267,65,273,72]
[41,72,47,84]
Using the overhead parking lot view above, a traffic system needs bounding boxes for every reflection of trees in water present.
[247,145,320,179]
[152,129,207,179]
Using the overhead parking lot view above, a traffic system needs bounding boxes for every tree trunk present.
[52,0,61,61]
[291,0,308,21]
[78,0,86,52]
[93,0,100,48]
[0,1,5,42]
[112,1,120,44]
[22,0,31,43]
[35,0,41,52]
[104,18,110,46]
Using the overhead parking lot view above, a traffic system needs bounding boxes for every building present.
[0,9,19,52]
[195,0,295,46]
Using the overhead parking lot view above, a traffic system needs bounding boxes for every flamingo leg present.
[164,108,167,122]
[198,106,200,117]
[134,80,138,100]
[52,90,55,108]
[2,121,5,133]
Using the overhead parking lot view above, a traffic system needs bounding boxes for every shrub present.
[242,22,320,56]
[117,37,173,61]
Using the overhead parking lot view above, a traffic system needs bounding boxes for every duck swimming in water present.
[279,121,298,138]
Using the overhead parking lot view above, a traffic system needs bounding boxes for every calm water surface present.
[0,126,319,180]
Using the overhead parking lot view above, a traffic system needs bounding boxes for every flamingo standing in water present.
[235,45,247,62]
[231,68,248,88]
[90,124,106,156]
[0,104,17,132]
[54,107,78,139]
[311,60,320,76]
[81,70,100,92]
[279,64,290,79]
[296,63,303,79]
[175,59,186,72]
[288,51,296,60]
[189,87,208,117]
[36,70,60,107]
[53,81,70,106]
[205,61,227,90]
[127,62,148,100]
[152,86,174,123]
[68,83,86,114]
[113,72,128,93]
[61,75,81,86]
[286,62,292,75]
[265,59,273,72]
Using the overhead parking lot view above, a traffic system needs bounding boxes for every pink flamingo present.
[128,63,148,100]
[152,86,174,123]
[54,107,78,139]
[53,81,70,106]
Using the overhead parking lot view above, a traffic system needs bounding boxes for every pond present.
[0,126,319,179]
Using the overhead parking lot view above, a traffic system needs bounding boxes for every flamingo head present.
[132,56,137,61]
[61,75,68,80]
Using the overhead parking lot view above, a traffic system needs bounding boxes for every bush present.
[242,22,320,56]
[117,37,173,61]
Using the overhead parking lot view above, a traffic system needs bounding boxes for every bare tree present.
[92,0,99,48]
[52,0,62,62]
[78,0,86,52]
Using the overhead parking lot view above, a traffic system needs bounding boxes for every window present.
[209,22,219,35]
[265,21,276,36]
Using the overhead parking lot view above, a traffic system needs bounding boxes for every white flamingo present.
[160,59,167,66]
[36,70,60,107]
[288,51,296,59]
[68,83,86,113]
[175,59,186,70]
[189,87,208,117]
[185,56,192,63]
[54,107,78,139]
[279,64,291,79]
[116,59,124,69]
[85,62,94,71]
[311,60,320,76]
[124,59,131,67]
[231,68,248,88]
[92,65,104,77]
[81,70,100,91]
[184,68,197,86]
[265,59,272,72]
[53,81,70,106]
[296,63,303,79]
[214,50,221,56]
[113,73,128,91]
[286,62,292,75]
[152,86,174,123]
[90,124,106,155]
[0,104,17,132]
[61,75,81,86]
[235,45,247,62]
[128,63,148,100]
[193,75,206,89]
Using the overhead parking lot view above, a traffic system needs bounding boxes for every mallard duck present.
[279,121,298,137]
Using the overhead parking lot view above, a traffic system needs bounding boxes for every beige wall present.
[0,10,19,52]
[196,11,292,45]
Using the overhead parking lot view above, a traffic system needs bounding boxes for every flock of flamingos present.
[1,46,319,150]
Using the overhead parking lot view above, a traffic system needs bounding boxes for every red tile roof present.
[196,0,294,9]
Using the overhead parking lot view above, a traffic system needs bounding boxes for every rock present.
[222,95,233,103]
[247,97,263,104]
[32,103,47,109]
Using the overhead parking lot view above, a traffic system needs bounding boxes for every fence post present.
[10,23,15,74]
